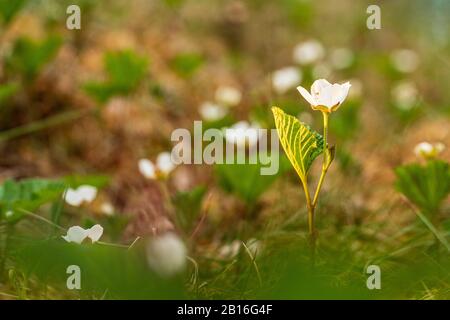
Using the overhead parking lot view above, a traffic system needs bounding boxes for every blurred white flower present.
[146,233,187,277]
[272,67,302,94]
[62,224,104,244]
[224,121,261,148]
[312,62,332,79]
[138,159,156,179]
[199,101,228,121]
[215,86,242,107]
[139,152,177,180]
[218,240,241,259]
[414,142,445,159]
[5,210,14,218]
[390,49,419,73]
[157,152,176,175]
[65,185,98,207]
[297,79,351,113]
[330,48,354,70]
[100,202,115,216]
[293,40,325,65]
[391,81,418,110]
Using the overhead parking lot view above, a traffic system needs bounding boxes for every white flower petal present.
[62,226,89,244]
[138,159,156,179]
[297,86,316,106]
[157,152,176,175]
[272,67,302,94]
[215,86,242,107]
[312,79,334,108]
[78,185,97,203]
[293,40,325,65]
[65,188,84,207]
[87,224,103,243]
[199,102,227,121]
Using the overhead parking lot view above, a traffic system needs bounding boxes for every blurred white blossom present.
[330,48,354,70]
[146,233,187,277]
[391,81,418,110]
[224,121,261,148]
[297,79,351,113]
[272,67,302,94]
[218,240,241,259]
[215,86,242,107]
[199,101,228,121]
[293,40,325,65]
[139,152,177,180]
[65,185,98,207]
[414,142,445,159]
[390,49,419,73]
[100,202,115,216]
[62,224,103,244]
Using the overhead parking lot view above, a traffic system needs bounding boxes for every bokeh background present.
[0,0,449,299]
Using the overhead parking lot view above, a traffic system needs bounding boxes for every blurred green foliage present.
[395,160,450,215]
[170,53,204,78]
[84,50,149,103]
[0,0,28,25]
[13,240,185,299]
[0,178,66,222]
[215,153,291,205]
[173,186,206,234]
[6,36,62,79]
[0,175,109,223]
[0,83,19,105]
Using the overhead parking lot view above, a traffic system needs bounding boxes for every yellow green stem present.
[312,111,329,208]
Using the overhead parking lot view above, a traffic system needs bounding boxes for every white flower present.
[139,152,177,180]
[215,86,242,107]
[146,233,187,277]
[218,240,241,259]
[62,224,104,244]
[65,185,98,207]
[391,81,418,110]
[272,67,302,94]
[414,142,445,159]
[330,48,354,70]
[156,152,176,175]
[293,40,325,65]
[100,202,114,216]
[297,79,351,113]
[199,102,228,121]
[138,159,156,179]
[390,49,419,73]
[224,121,261,148]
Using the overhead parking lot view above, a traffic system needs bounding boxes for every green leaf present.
[0,0,27,25]
[14,240,185,299]
[395,160,450,215]
[63,174,110,188]
[84,50,149,102]
[272,107,324,184]
[215,154,291,204]
[104,50,148,92]
[173,186,206,233]
[7,36,62,79]
[170,53,204,77]
[0,83,19,105]
[0,178,66,222]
